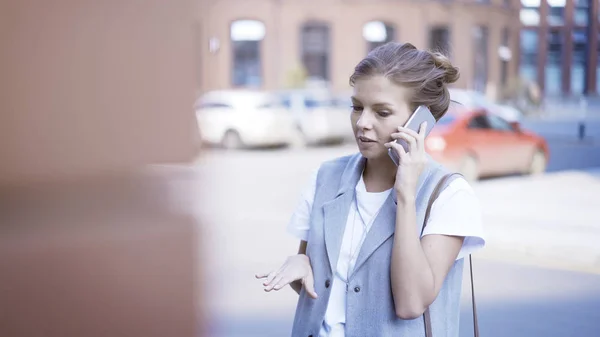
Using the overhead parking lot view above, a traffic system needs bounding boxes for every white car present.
[276,89,351,146]
[194,90,297,149]
[449,88,523,123]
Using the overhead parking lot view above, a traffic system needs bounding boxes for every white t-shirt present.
[286,169,486,337]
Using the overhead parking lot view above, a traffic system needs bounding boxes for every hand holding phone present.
[388,105,436,166]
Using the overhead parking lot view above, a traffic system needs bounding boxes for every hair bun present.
[430,52,460,84]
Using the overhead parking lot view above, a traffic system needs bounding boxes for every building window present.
[230,20,265,87]
[429,26,451,55]
[520,0,541,26]
[545,30,563,95]
[472,25,489,93]
[574,0,589,26]
[301,22,330,83]
[571,30,587,95]
[519,30,539,83]
[547,0,566,26]
[363,21,395,53]
[500,27,510,87]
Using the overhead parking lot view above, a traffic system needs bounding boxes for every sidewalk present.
[473,169,600,273]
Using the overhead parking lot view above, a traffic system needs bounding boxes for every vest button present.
[325,280,331,288]
[354,286,361,293]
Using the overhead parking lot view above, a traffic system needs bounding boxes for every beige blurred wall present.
[0,0,201,186]
[0,2,205,336]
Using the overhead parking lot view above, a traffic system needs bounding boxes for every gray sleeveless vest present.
[290,153,464,337]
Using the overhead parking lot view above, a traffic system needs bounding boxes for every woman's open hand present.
[255,254,318,299]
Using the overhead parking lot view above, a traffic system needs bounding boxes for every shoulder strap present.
[421,173,479,337]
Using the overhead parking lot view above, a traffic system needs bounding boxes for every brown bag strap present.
[421,173,479,337]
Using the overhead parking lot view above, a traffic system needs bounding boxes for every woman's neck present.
[362,155,397,193]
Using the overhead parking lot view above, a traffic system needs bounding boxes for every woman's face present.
[350,75,413,160]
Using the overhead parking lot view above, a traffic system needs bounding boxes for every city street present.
[190,138,600,337]
[8,2,600,337]
[521,118,600,171]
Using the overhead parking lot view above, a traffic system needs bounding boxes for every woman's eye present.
[378,111,392,117]
[351,105,363,112]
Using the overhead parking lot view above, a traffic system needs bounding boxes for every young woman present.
[256,42,485,337]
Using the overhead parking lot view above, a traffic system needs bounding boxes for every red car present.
[425,104,549,182]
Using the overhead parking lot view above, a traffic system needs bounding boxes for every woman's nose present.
[356,111,374,129]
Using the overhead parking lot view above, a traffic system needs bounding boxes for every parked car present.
[275,89,351,147]
[427,103,549,182]
[194,90,297,149]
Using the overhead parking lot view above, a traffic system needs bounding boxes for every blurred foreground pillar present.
[0,1,205,336]
[0,171,203,337]
[0,0,200,184]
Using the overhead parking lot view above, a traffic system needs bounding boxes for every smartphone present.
[388,105,437,166]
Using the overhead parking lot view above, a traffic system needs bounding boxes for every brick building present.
[195,0,521,98]
[519,0,600,96]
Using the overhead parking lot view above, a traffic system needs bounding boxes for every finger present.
[303,275,318,299]
[418,122,428,150]
[397,125,420,139]
[418,121,428,137]
[390,131,416,142]
[391,132,417,153]
[263,269,281,286]
[265,273,285,291]
[255,272,269,279]
[385,141,407,161]
[273,277,292,291]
